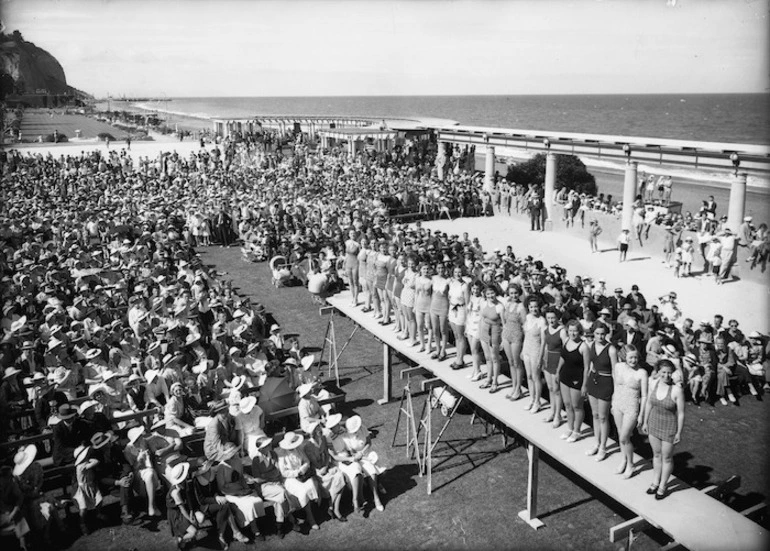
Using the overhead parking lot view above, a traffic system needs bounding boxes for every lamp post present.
[727,152,747,232]
[730,152,740,175]
[484,134,495,193]
[543,138,556,230]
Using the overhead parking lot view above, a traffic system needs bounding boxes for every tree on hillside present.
[506,153,597,195]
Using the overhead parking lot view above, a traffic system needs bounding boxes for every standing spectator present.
[589,219,602,253]
[617,229,630,262]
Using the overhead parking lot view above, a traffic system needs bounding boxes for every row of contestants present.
[343,241,685,499]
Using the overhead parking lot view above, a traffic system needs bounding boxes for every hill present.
[0,29,90,101]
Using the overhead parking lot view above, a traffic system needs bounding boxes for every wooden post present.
[378,343,392,405]
[518,442,545,529]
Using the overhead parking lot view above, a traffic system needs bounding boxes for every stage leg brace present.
[378,343,393,405]
[518,442,545,529]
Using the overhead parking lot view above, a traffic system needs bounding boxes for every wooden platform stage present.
[325,290,767,551]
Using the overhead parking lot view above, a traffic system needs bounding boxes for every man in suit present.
[608,287,626,319]
[203,402,237,462]
[613,318,647,363]
[52,404,86,465]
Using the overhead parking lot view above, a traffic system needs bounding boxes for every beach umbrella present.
[258,375,296,416]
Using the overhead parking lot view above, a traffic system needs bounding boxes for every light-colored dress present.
[342,427,384,478]
[522,314,547,364]
[276,448,320,507]
[74,459,103,511]
[400,269,417,308]
[235,406,265,457]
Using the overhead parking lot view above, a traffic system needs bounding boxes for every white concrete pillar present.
[544,152,557,224]
[484,146,495,192]
[726,172,748,233]
[621,161,638,231]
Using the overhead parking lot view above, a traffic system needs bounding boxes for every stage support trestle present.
[517,441,545,530]
[391,384,424,475]
[417,380,465,495]
[318,306,358,386]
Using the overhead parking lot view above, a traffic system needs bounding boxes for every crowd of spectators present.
[0,134,767,548]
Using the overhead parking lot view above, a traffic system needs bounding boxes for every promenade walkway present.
[422,215,770,334]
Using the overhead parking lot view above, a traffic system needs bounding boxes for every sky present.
[2,0,769,97]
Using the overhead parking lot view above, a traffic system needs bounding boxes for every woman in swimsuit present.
[612,345,648,479]
[478,286,504,393]
[465,281,485,382]
[391,252,406,336]
[344,229,361,306]
[501,284,527,401]
[521,297,547,413]
[541,307,566,427]
[641,359,684,499]
[413,263,434,353]
[585,324,618,462]
[357,237,371,312]
[399,255,418,345]
[374,241,391,324]
[429,263,451,361]
[556,320,590,442]
[447,265,470,369]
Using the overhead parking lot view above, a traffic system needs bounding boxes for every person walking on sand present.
[617,229,630,262]
[589,219,602,253]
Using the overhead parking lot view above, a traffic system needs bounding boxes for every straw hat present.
[10,316,27,333]
[3,366,21,379]
[284,357,298,367]
[126,373,143,386]
[325,413,343,429]
[346,415,362,434]
[239,396,257,415]
[127,426,146,445]
[74,445,90,466]
[301,355,315,371]
[297,383,314,399]
[165,462,190,486]
[58,403,78,420]
[279,431,304,450]
[270,324,280,333]
[47,337,64,351]
[13,445,37,476]
[254,435,273,451]
[101,369,117,382]
[91,432,111,450]
[226,375,246,391]
[21,340,34,350]
[79,400,100,415]
[185,332,201,346]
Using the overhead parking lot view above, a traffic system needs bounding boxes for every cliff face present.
[0,30,85,96]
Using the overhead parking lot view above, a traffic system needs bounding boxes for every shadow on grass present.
[380,463,420,503]
[428,436,517,494]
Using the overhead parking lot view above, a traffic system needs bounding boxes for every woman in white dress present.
[342,416,385,512]
[276,432,320,530]
[234,395,265,457]
[465,281,485,382]
[214,443,265,540]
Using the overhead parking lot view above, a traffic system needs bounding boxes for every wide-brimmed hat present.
[21,340,34,350]
[58,403,78,420]
[74,445,90,466]
[3,366,21,379]
[13,445,37,476]
[254,435,273,451]
[226,375,246,391]
[126,373,143,386]
[284,357,298,367]
[85,348,101,361]
[301,355,315,371]
[10,316,27,333]
[325,413,343,429]
[185,332,201,346]
[239,396,257,414]
[79,400,99,415]
[279,431,304,450]
[270,324,280,333]
[91,432,111,449]
[663,344,678,355]
[297,383,314,399]
[165,461,190,486]
[101,369,117,382]
[346,415,362,434]
[47,337,64,351]
[127,426,146,445]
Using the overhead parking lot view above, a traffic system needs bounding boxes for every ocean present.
[134,94,770,145]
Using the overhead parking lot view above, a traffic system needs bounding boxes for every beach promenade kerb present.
[325,290,767,551]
